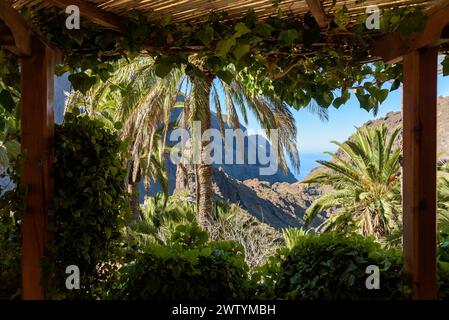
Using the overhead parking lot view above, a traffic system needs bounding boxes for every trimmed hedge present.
[119,236,251,300]
[438,228,449,299]
[0,184,22,300]
[253,233,410,300]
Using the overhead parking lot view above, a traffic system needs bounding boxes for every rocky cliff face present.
[210,168,327,229]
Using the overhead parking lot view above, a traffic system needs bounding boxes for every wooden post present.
[402,47,438,299]
[20,36,55,300]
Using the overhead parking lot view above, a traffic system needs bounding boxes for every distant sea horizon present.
[294,152,332,181]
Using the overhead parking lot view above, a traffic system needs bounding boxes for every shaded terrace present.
[1,0,448,299]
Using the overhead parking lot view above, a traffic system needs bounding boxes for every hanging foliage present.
[20,4,436,113]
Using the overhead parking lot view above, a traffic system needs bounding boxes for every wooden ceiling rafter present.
[305,0,328,28]
[371,0,449,63]
[0,0,31,56]
[42,0,124,32]
[15,0,436,24]
[0,21,15,46]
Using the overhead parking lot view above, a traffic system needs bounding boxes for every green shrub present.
[282,227,311,250]
[0,179,23,299]
[253,233,409,300]
[119,239,251,300]
[125,194,196,248]
[0,77,22,299]
[0,154,24,299]
[168,223,209,249]
[0,209,21,300]
[47,111,129,299]
[438,228,449,299]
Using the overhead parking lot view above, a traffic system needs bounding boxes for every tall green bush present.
[0,159,24,300]
[253,233,409,300]
[119,228,251,300]
[125,194,196,247]
[47,111,129,299]
[438,228,449,299]
[0,49,22,299]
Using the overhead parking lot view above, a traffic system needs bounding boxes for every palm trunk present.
[127,160,141,218]
[174,163,188,194]
[197,106,213,228]
[128,181,140,219]
[190,72,213,228]
[175,95,190,195]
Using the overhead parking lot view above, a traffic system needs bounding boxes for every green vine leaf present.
[332,97,344,108]
[154,61,174,78]
[278,29,299,46]
[333,89,350,108]
[355,91,370,111]
[256,23,273,38]
[442,55,449,76]
[0,90,15,113]
[233,43,251,60]
[216,70,234,84]
[376,88,389,104]
[217,37,236,57]
[390,79,401,91]
[160,15,172,27]
[234,23,251,38]
[334,5,349,29]
[399,10,426,38]
[196,25,214,47]
[68,72,98,94]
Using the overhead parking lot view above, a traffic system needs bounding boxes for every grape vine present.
[5,4,444,113]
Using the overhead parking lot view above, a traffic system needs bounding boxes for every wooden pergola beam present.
[0,22,15,46]
[0,0,56,301]
[0,0,31,56]
[305,0,328,28]
[43,0,123,32]
[402,47,438,300]
[371,0,449,63]
[20,35,56,300]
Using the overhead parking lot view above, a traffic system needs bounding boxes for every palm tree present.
[184,56,309,226]
[126,193,196,247]
[303,125,402,239]
[67,56,324,228]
